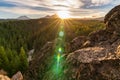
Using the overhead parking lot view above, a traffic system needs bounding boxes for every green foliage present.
[0,46,28,77]
[0,18,105,78]
[19,47,28,72]
[0,19,105,51]
[0,46,9,69]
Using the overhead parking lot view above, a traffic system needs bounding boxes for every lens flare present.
[45,19,66,80]
[57,53,60,62]
[58,48,62,53]
[59,31,64,37]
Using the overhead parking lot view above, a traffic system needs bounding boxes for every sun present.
[57,11,70,19]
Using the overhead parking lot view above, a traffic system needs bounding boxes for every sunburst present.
[57,11,70,19]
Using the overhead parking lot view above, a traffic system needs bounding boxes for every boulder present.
[67,47,116,63]
[88,29,112,43]
[0,70,10,80]
[0,75,10,80]
[65,59,120,80]
[104,5,120,23]
[11,71,23,80]
[105,5,120,33]
[87,5,120,45]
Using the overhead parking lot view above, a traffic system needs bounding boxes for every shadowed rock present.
[87,5,120,46]
[105,5,120,33]
[70,36,87,52]
[104,5,120,23]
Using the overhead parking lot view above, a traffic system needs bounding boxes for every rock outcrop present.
[0,75,10,80]
[0,70,10,80]
[105,5,120,33]
[66,5,120,80]
[67,47,116,63]
[25,5,120,80]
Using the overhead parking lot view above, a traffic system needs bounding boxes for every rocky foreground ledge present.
[66,41,120,80]
[65,5,120,80]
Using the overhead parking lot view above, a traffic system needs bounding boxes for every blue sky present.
[0,0,120,19]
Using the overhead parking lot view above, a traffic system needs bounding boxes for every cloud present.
[3,0,41,7]
[0,0,120,18]
[69,8,106,18]
[91,0,112,6]
[80,0,115,9]
[0,0,84,14]
[0,7,49,15]
[2,0,83,10]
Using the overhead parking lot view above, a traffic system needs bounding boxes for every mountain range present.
[17,16,30,20]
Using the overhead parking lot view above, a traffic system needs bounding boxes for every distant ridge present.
[17,16,30,20]
[44,14,59,18]
[43,14,104,21]
[94,17,104,21]
[75,17,104,21]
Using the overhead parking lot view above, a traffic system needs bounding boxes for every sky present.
[0,0,120,19]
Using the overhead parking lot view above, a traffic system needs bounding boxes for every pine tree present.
[19,47,28,72]
[5,48,20,76]
[0,46,9,70]
[10,54,20,76]
[6,48,13,62]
